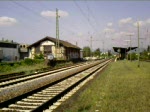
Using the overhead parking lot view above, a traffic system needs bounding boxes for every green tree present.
[147,45,150,52]
[140,50,150,60]
[93,48,101,57]
[83,46,91,57]
[108,50,112,57]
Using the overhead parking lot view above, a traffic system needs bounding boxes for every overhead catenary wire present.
[85,0,101,28]
[10,1,104,49]
[12,1,79,42]
[36,1,96,47]
[85,0,103,49]
[12,1,51,23]
[73,0,98,33]
[0,2,45,43]
[36,1,78,36]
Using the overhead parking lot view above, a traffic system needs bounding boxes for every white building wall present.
[29,40,66,59]
[41,40,55,46]
[41,40,65,59]
[29,47,35,59]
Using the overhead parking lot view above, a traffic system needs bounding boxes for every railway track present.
[0,63,84,83]
[0,61,93,88]
[0,59,111,112]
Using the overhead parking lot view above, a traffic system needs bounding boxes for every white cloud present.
[133,19,150,27]
[107,22,113,27]
[0,16,17,26]
[77,32,83,37]
[103,28,115,33]
[119,17,133,25]
[133,21,146,27]
[113,31,135,40]
[119,31,129,35]
[41,10,69,18]
[114,32,126,38]
[146,18,150,24]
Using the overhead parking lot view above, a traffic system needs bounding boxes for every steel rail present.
[0,59,111,112]
[0,60,107,104]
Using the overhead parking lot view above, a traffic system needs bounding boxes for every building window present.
[35,45,40,54]
[43,45,52,55]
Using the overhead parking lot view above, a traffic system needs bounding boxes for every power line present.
[85,0,101,28]
[12,1,51,23]
[73,1,97,33]
[12,1,79,41]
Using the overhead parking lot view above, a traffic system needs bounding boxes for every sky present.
[0,0,150,52]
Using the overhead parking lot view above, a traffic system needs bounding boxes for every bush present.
[23,58,35,65]
[21,58,45,65]
[140,51,150,60]
[34,53,44,59]
[127,53,138,60]
[0,65,12,73]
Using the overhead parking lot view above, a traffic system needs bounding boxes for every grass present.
[63,60,150,112]
[0,60,74,75]
[0,61,47,75]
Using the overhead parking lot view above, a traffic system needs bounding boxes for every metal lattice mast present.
[56,8,60,58]
[137,21,140,67]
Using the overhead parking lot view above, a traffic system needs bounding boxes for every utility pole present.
[137,21,140,67]
[87,36,95,57]
[56,8,60,58]
[124,40,130,59]
[147,29,150,47]
[90,36,92,52]
[127,34,133,61]
[141,42,143,50]
[102,40,104,54]
[146,29,148,48]
[89,36,93,57]
[146,29,150,48]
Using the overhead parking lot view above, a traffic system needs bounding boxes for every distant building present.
[0,41,20,62]
[19,44,29,60]
[28,36,81,60]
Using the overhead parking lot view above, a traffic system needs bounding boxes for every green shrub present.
[34,53,44,59]
[0,65,12,73]
[127,53,138,60]
[23,58,35,65]
[13,63,20,68]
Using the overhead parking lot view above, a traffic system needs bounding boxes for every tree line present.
[82,46,112,58]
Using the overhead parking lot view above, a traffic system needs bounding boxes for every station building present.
[28,36,81,60]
